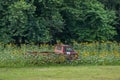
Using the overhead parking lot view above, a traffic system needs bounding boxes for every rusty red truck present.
[26,44,79,60]
[54,44,79,60]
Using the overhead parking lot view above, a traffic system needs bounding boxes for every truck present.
[26,44,79,60]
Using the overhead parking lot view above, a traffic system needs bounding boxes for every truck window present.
[65,47,73,52]
[56,46,62,50]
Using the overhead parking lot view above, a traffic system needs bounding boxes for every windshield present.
[65,47,74,52]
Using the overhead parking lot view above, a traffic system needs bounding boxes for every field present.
[0,66,120,80]
[0,42,120,80]
[0,41,120,67]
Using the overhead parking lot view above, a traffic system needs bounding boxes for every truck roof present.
[55,44,71,47]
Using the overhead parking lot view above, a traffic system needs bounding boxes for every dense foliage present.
[0,0,119,44]
[0,42,120,67]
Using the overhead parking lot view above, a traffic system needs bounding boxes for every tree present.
[0,0,51,44]
[98,0,120,41]
[0,0,18,43]
[60,0,116,42]
[0,0,117,44]
[33,0,64,43]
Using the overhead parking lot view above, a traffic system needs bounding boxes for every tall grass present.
[73,41,120,65]
[0,41,120,67]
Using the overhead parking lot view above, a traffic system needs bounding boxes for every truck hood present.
[66,51,78,55]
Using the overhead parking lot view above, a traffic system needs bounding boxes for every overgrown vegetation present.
[0,42,120,67]
[0,0,120,67]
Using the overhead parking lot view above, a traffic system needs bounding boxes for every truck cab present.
[54,44,79,60]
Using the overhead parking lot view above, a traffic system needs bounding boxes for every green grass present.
[0,66,120,80]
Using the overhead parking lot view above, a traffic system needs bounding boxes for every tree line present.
[0,0,120,44]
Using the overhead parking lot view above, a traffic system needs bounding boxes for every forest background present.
[0,0,120,44]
